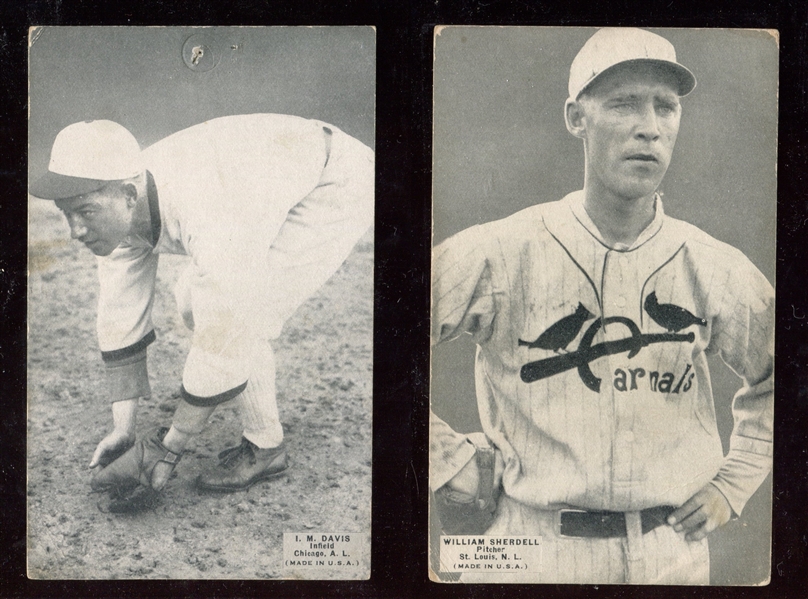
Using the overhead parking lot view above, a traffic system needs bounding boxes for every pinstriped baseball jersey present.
[431,190,773,517]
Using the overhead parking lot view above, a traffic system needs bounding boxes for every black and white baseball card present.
[429,27,777,585]
[27,26,374,580]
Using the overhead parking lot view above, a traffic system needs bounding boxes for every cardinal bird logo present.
[518,293,706,391]
[519,302,594,352]
[644,291,707,332]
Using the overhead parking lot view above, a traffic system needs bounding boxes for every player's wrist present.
[445,455,480,496]
[110,397,139,437]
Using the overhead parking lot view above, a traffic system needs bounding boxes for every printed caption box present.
[283,532,367,574]
[439,536,542,573]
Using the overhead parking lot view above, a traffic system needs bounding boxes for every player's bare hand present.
[445,454,478,496]
[89,430,135,469]
[445,448,504,497]
[667,484,732,542]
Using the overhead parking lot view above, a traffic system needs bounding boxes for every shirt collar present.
[567,190,665,252]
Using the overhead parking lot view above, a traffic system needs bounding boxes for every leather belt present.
[558,506,675,538]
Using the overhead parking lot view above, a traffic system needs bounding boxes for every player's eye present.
[656,101,678,116]
[611,100,637,113]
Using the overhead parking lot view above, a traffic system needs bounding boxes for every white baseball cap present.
[30,120,144,200]
[569,28,696,100]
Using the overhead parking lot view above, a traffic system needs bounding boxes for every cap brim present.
[29,170,111,200]
[646,59,697,96]
[578,59,697,99]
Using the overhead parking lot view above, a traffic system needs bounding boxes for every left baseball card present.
[27,26,374,580]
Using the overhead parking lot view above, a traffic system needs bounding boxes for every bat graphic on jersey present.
[520,294,705,390]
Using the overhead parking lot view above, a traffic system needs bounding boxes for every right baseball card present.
[429,27,777,585]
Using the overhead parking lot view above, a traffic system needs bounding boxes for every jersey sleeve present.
[96,243,159,402]
[430,411,477,491]
[707,258,775,516]
[432,225,496,346]
[431,225,498,490]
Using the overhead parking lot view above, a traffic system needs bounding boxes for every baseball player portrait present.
[28,27,374,580]
[430,27,776,585]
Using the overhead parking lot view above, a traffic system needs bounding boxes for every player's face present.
[55,184,135,256]
[578,65,681,202]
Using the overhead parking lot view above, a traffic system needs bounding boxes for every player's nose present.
[67,215,88,240]
[635,104,661,141]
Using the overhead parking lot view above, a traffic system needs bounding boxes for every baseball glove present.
[105,485,162,514]
[92,427,182,513]
[434,442,501,535]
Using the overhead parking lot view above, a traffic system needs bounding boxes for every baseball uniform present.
[430,190,774,583]
[96,114,374,447]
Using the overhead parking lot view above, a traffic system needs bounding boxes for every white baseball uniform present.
[430,190,774,583]
[97,114,374,447]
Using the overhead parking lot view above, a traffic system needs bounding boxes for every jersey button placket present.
[605,251,634,500]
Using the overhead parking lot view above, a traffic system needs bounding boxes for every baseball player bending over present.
[431,28,773,584]
[31,114,373,512]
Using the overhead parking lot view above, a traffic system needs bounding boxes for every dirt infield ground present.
[27,198,373,580]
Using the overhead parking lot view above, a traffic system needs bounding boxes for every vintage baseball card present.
[27,26,374,580]
[429,27,777,585]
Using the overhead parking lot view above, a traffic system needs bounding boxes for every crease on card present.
[29,26,44,47]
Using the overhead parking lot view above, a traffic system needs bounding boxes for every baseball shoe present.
[196,438,288,492]
[91,427,183,495]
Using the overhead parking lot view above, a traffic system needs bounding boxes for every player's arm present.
[432,225,496,346]
[430,226,503,533]
[89,397,138,468]
[431,412,504,535]
[90,244,159,467]
[431,228,499,493]
[430,226,496,491]
[671,259,774,541]
[430,411,480,493]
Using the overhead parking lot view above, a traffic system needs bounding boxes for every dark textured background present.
[3,2,807,597]
[431,27,777,585]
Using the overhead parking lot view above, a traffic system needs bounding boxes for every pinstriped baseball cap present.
[30,120,143,200]
[569,28,696,100]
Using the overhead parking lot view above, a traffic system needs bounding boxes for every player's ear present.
[121,183,138,208]
[565,98,587,139]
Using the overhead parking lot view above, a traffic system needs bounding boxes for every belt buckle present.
[556,508,587,537]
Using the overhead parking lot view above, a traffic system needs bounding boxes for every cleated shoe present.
[196,438,288,492]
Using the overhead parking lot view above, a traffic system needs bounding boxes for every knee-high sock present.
[237,343,284,449]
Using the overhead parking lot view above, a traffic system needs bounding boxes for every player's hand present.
[445,448,504,497]
[667,484,733,542]
[90,397,139,468]
[89,429,136,469]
